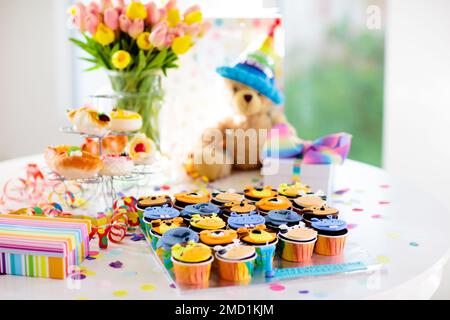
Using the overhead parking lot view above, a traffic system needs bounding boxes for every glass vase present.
[107,70,164,150]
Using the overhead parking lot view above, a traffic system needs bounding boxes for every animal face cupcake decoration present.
[277,182,312,198]
[199,229,238,247]
[143,205,180,223]
[150,217,185,236]
[190,214,226,231]
[237,225,277,245]
[243,186,277,202]
[173,192,210,209]
[256,196,292,214]
[227,212,266,230]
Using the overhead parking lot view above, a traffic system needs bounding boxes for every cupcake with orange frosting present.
[278,224,317,262]
[237,225,277,273]
[173,192,210,210]
[255,196,292,215]
[199,229,238,247]
[211,191,244,206]
[214,242,257,283]
[171,241,214,286]
[222,200,257,220]
[292,194,327,214]
[148,217,184,250]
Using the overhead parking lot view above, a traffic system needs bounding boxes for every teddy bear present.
[187,23,295,181]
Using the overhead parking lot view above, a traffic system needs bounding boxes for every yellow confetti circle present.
[377,255,390,264]
[112,290,128,297]
[140,284,156,291]
[74,296,91,300]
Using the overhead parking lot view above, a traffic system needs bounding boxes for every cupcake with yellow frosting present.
[199,229,238,247]
[278,182,312,199]
[278,224,317,262]
[255,196,292,215]
[110,109,142,132]
[214,242,257,283]
[243,186,277,202]
[171,241,213,286]
[189,214,226,232]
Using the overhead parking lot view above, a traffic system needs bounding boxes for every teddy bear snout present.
[244,94,253,103]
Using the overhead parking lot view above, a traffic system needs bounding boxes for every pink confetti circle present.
[89,250,99,256]
[347,224,357,229]
[269,283,285,291]
[371,214,382,219]
[380,184,390,188]
[352,208,364,212]
[379,201,390,205]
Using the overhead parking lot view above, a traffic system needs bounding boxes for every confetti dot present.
[386,232,400,239]
[409,242,419,247]
[377,255,390,264]
[169,283,177,289]
[83,269,96,276]
[153,186,161,191]
[333,188,349,195]
[161,185,170,190]
[71,273,86,280]
[298,290,309,294]
[379,201,390,205]
[380,184,390,188]
[90,253,104,259]
[109,261,123,269]
[74,296,90,300]
[89,250,100,256]
[140,284,156,291]
[121,271,138,277]
[352,208,364,212]
[269,283,285,291]
[371,214,382,219]
[86,256,96,261]
[112,290,128,297]
[347,224,357,229]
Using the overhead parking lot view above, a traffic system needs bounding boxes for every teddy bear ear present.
[151,219,161,227]
[173,217,184,224]
[236,228,249,237]
[255,224,266,231]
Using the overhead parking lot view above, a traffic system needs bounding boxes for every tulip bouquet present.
[68,0,210,148]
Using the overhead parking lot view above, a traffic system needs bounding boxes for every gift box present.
[261,125,352,195]
[261,159,338,194]
[0,215,91,279]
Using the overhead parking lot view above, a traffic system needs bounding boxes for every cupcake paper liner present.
[280,238,316,262]
[314,234,347,256]
[172,256,213,285]
[216,254,256,282]
[253,241,277,272]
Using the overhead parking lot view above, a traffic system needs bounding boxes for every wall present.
[0,0,75,161]
[384,0,450,299]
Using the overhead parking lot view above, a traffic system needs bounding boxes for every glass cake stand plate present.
[144,237,382,294]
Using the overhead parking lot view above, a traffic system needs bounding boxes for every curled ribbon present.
[3,164,48,205]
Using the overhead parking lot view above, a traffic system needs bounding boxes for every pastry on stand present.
[110,109,142,132]
[67,106,111,136]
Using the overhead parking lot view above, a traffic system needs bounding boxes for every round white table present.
[0,155,449,300]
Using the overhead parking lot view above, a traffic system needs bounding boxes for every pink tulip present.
[164,32,175,47]
[87,1,101,15]
[184,5,201,17]
[159,8,167,20]
[128,19,144,39]
[85,13,100,34]
[165,0,177,10]
[116,0,126,15]
[171,25,185,38]
[119,14,131,32]
[145,2,160,26]
[185,22,201,37]
[104,8,119,31]
[101,0,113,11]
[150,21,168,48]
[71,3,87,32]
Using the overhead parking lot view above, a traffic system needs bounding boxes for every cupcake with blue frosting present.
[227,211,266,230]
[265,209,302,230]
[311,216,348,256]
[180,202,220,222]
[156,227,199,270]
[142,205,180,245]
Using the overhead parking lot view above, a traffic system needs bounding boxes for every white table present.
[1,155,449,300]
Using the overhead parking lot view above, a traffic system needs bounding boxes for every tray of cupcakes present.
[136,183,380,291]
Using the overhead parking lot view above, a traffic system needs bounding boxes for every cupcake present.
[199,229,238,247]
[180,202,220,222]
[214,242,257,282]
[277,182,312,199]
[255,196,292,215]
[222,201,257,220]
[137,195,172,210]
[292,194,327,214]
[142,205,180,241]
[173,192,210,210]
[171,241,213,286]
[227,212,266,230]
[236,225,277,272]
[189,214,226,232]
[311,216,348,256]
[243,186,277,202]
[265,209,302,230]
[278,224,317,262]
[149,217,184,250]
[302,205,339,226]
[156,227,199,270]
[211,191,244,206]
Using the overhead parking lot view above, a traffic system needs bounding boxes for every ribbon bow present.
[297,133,352,164]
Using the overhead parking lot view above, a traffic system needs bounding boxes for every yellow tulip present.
[167,9,181,27]
[112,50,132,69]
[184,11,202,25]
[172,35,193,55]
[137,32,152,50]
[94,23,115,46]
[126,1,147,20]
